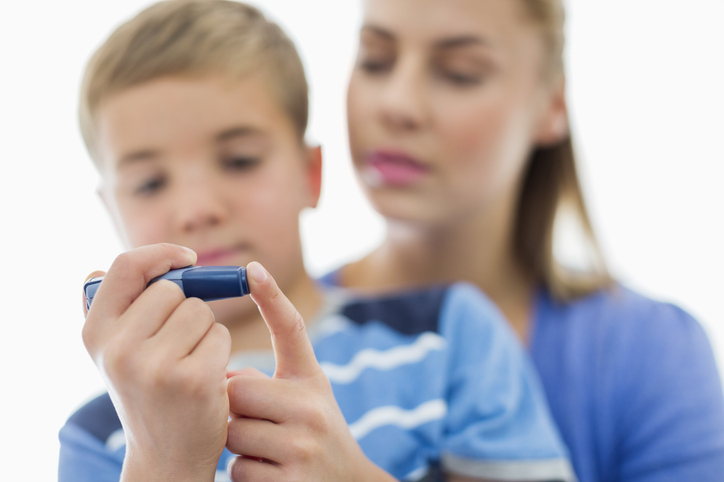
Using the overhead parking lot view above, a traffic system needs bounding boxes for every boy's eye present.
[135,176,167,196]
[359,57,393,75]
[223,157,260,171]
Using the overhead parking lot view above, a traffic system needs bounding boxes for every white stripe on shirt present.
[321,332,446,384]
[349,399,448,440]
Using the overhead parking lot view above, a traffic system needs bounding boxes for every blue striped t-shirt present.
[59,283,574,481]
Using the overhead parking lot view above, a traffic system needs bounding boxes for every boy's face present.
[95,74,320,325]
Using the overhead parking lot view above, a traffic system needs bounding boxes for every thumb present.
[246,262,319,380]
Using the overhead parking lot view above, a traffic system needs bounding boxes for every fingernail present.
[249,262,267,283]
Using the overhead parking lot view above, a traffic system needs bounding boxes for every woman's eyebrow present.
[360,24,492,51]
[434,35,492,50]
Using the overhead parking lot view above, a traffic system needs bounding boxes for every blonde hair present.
[79,0,308,164]
[515,0,613,301]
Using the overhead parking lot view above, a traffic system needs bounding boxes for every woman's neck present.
[342,200,535,342]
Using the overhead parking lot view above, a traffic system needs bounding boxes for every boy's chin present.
[207,296,259,327]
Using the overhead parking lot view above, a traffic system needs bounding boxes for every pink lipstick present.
[365,151,429,187]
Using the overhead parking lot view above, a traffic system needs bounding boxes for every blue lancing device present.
[84,266,250,310]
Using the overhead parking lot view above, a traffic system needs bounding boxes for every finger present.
[227,454,282,482]
[82,270,106,318]
[151,296,216,357]
[119,279,187,341]
[88,244,197,323]
[227,375,291,422]
[226,417,286,463]
[246,262,319,379]
[185,322,232,372]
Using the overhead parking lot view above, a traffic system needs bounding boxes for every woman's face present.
[347,0,565,226]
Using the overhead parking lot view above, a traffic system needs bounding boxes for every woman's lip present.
[364,150,430,186]
[195,246,247,266]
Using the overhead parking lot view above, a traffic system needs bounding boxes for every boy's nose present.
[174,178,228,233]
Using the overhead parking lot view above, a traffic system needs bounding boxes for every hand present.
[82,244,231,482]
[226,262,396,482]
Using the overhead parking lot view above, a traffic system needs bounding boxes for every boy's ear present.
[305,145,323,209]
[534,77,569,147]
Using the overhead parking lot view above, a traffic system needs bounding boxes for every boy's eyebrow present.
[115,127,264,168]
[216,126,265,142]
[360,25,395,41]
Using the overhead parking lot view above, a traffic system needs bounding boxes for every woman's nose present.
[378,56,429,132]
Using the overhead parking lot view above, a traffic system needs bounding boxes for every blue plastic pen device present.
[84,266,250,310]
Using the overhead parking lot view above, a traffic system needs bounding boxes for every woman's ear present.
[534,77,570,146]
[305,145,323,208]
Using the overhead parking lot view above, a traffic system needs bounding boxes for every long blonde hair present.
[515,0,613,301]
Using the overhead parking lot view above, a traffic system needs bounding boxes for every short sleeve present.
[615,301,724,481]
[438,284,576,481]
[58,422,123,482]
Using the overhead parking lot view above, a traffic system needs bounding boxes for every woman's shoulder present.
[535,287,724,478]
[532,284,720,403]
[537,283,706,342]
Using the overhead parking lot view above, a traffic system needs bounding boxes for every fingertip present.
[181,245,198,266]
[247,262,268,284]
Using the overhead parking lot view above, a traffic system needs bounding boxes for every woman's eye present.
[223,157,260,171]
[438,69,484,87]
[135,176,166,196]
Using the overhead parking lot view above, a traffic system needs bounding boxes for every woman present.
[331,0,724,480]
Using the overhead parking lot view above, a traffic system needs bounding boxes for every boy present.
[59,1,574,481]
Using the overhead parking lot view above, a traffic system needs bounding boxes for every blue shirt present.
[531,285,724,482]
[59,284,574,481]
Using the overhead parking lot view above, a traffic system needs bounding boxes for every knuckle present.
[208,322,230,346]
[102,339,134,380]
[155,280,185,302]
[182,374,206,398]
[145,357,172,388]
[228,456,250,482]
[158,242,178,254]
[307,405,330,433]
[289,310,306,337]
[184,296,212,318]
[295,396,329,433]
[289,435,317,464]
[111,251,133,271]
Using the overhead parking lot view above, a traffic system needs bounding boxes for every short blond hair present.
[79,0,308,164]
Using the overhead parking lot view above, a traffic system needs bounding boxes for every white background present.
[1,1,722,479]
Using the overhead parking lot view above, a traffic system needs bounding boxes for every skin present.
[345,0,568,342]
[86,75,396,481]
[96,74,322,353]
